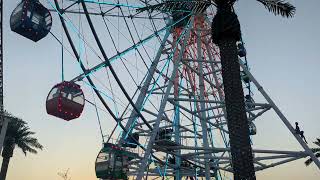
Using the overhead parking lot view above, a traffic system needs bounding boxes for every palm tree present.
[210,0,295,179]
[305,138,320,166]
[0,113,43,180]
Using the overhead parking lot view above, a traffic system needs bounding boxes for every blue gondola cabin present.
[237,42,247,57]
[10,0,52,42]
[46,81,85,121]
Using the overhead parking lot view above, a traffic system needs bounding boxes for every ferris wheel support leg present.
[239,60,320,170]
[173,30,181,180]
[196,18,211,180]
[120,30,171,142]
[136,17,194,180]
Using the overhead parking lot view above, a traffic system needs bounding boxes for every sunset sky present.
[3,0,320,179]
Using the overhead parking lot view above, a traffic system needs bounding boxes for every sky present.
[2,0,320,180]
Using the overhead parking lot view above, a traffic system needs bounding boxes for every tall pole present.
[0,0,8,153]
[0,0,2,111]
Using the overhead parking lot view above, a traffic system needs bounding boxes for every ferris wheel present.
[9,0,320,180]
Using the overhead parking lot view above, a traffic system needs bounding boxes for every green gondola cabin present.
[240,71,250,84]
[95,143,138,180]
[245,95,255,109]
[121,133,139,149]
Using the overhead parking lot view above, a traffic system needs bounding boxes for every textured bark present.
[212,5,256,179]
[0,143,14,180]
[219,39,255,180]
[0,157,11,180]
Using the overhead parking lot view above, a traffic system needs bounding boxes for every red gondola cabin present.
[46,81,85,121]
[10,0,52,42]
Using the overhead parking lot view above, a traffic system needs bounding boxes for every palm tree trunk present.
[0,142,14,180]
[219,38,255,180]
[0,157,11,180]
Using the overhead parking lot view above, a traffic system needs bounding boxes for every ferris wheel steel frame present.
[46,0,320,179]
[52,1,218,174]
[136,16,195,179]
[52,0,150,150]
[51,0,196,173]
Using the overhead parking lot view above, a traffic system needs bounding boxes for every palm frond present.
[22,137,43,149]
[304,138,320,166]
[136,0,211,14]
[136,2,166,13]
[17,138,43,156]
[315,138,320,147]
[305,157,313,166]
[304,152,320,166]
[19,144,38,156]
[256,0,295,18]
[3,113,43,157]
[15,126,34,139]
[211,0,237,7]
[311,148,320,153]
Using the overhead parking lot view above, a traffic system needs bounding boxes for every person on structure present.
[300,131,308,144]
[295,122,300,134]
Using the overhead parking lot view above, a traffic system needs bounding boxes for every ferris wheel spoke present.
[50,1,144,144]
[52,9,165,19]
[53,0,162,156]
[80,1,159,132]
[71,31,163,80]
[70,17,187,82]
[52,0,126,127]
[117,6,155,69]
[67,0,144,9]
[98,4,155,81]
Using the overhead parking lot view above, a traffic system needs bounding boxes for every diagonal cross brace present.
[136,17,194,180]
[239,60,320,170]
